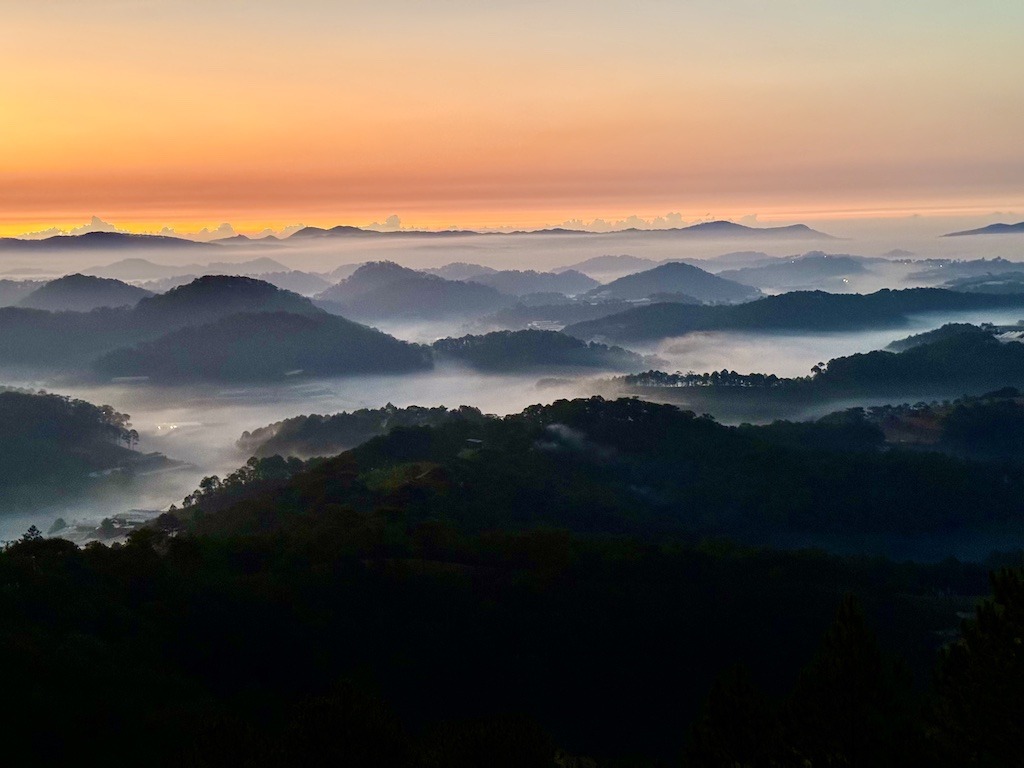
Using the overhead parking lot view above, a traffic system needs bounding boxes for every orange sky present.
[1,1,1021,235]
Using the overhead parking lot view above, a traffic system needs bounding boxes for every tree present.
[933,568,1024,765]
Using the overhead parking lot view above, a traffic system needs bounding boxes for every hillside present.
[0,276,328,369]
[944,221,1024,237]
[94,311,432,381]
[0,389,171,509]
[316,261,510,320]
[133,275,319,328]
[565,288,1024,342]
[432,329,650,371]
[18,274,153,312]
[238,404,487,458]
[584,261,760,303]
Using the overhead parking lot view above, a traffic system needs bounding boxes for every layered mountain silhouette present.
[95,311,431,382]
[18,274,153,312]
[0,275,429,380]
[0,231,210,251]
[564,288,1024,342]
[315,261,511,320]
[584,262,760,303]
[943,221,1024,236]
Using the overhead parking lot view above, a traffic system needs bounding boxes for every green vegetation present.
[621,327,1024,406]
[5,395,1024,762]
[238,404,487,459]
[432,329,650,372]
[0,389,145,508]
[94,311,432,382]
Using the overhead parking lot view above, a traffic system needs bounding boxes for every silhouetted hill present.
[584,261,761,304]
[0,231,210,251]
[316,261,511,320]
[944,221,1024,237]
[432,329,649,371]
[238,404,487,459]
[886,323,994,352]
[18,274,153,312]
[0,389,170,509]
[0,276,324,369]
[566,288,1024,342]
[95,311,431,382]
[466,269,599,296]
[630,220,836,239]
[133,275,319,328]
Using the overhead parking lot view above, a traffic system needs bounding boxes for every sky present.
[1,0,1022,236]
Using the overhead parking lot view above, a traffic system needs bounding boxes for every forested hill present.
[94,311,432,382]
[238,404,487,459]
[7,394,1024,763]
[0,389,150,507]
[563,288,1024,342]
[431,329,650,371]
[180,396,1024,540]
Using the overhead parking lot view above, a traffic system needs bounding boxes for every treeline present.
[621,326,1024,401]
[0,389,140,507]
[3,513,1018,764]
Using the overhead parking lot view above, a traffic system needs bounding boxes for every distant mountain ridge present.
[0,231,212,251]
[943,222,1024,237]
[565,288,1024,343]
[288,220,837,240]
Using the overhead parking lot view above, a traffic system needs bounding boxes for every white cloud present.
[366,214,402,231]
[69,216,123,235]
[16,227,63,240]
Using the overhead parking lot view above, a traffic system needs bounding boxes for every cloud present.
[17,227,63,240]
[69,216,123,235]
[738,213,759,226]
[193,223,237,241]
[555,212,698,232]
[366,214,402,231]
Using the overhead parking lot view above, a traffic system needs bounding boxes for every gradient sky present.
[1,0,1022,235]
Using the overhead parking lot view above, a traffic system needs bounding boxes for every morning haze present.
[2,1,1023,764]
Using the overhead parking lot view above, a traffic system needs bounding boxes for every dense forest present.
[0,389,162,508]
[432,329,651,372]
[238,404,488,459]
[618,327,1024,413]
[6,396,1024,763]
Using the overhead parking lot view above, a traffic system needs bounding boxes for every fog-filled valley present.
[7,220,1024,763]
[4,221,1024,551]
